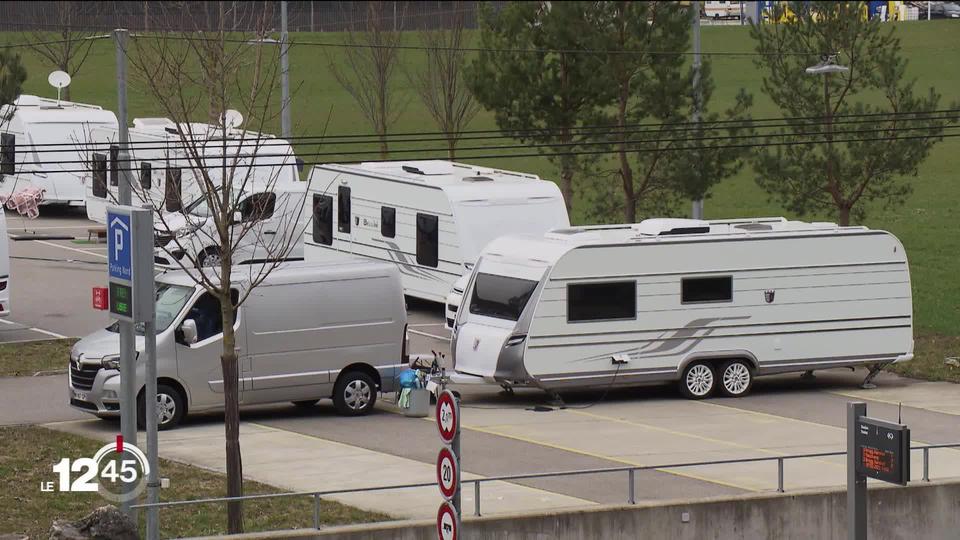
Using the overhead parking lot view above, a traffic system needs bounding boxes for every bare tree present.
[22,2,101,101]
[328,1,407,158]
[404,2,480,159]
[116,2,310,533]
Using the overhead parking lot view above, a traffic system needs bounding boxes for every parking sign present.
[106,206,155,323]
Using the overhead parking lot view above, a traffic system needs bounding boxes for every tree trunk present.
[447,137,455,160]
[838,206,851,226]
[220,257,243,532]
[617,84,634,223]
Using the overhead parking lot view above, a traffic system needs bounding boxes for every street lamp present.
[805,54,849,75]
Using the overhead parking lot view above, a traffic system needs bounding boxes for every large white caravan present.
[305,160,570,303]
[0,95,118,206]
[451,217,914,399]
[0,207,9,317]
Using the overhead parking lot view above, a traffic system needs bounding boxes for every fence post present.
[313,494,321,529]
[923,447,930,482]
[777,458,784,493]
[628,469,636,505]
[474,482,481,517]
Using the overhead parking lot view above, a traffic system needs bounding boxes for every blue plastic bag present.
[397,369,421,389]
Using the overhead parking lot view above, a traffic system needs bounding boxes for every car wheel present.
[198,247,222,268]
[292,400,319,408]
[138,383,186,430]
[718,359,754,398]
[333,371,377,416]
[679,362,716,399]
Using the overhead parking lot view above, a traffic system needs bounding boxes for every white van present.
[69,260,407,429]
[305,160,570,303]
[0,207,9,317]
[452,218,914,399]
[0,95,118,206]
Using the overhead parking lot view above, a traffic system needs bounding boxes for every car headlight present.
[175,225,200,238]
[101,355,120,370]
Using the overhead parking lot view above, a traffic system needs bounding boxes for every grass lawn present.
[0,425,389,538]
[0,338,75,377]
[891,333,960,384]
[1,20,958,378]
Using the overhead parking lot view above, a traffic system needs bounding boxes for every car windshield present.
[469,273,538,321]
[106,283,194,334]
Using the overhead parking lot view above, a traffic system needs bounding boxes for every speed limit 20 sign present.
[436,446,459,501]
[436,390,459,444]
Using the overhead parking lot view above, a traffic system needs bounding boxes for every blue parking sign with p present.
[108,212,132,280]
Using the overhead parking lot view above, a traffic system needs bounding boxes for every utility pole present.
[280,1,291,139]
[691,1,704,220]
[113,27,137,521]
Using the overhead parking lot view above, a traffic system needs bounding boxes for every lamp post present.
[807,54,850,224]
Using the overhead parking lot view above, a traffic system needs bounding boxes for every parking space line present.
[0,318,70,339]
[408,323,446,327]
[828,389,959,417]
[408,328,448,341]
[34,240,108,259]
[460,422,757,492]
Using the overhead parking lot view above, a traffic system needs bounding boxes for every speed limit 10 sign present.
[436,390,459,444]
[436,501,459,540]
[436,446,459,501]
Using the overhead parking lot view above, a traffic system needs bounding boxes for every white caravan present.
[451,217,914,399]
[81,117,305,268]
[0,207,9,317]
[0,95,118,206]
[305,160,570,303]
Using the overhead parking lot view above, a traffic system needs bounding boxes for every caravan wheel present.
[680,362,716,399]
[719,360,754,397]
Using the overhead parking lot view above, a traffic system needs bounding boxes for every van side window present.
[338,185,351,233]
[92,153,108,199]
[140,162,152,190]
[312,194,333,245]
[182,290,239,342]
[109,144,119,186]
[681,276,733,304]
[0,133,14,176]
[239,193,276,222]
[165,168,182,212]
[381,206,396,238]
[568,281,636,322]
[416,213,439,267]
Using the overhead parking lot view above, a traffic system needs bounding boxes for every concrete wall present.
[200,479,960,540]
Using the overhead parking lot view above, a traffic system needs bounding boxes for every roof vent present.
[463,176,494,182]
[735,223,773,231]
[633,218,710,236]
[402,165,425,175]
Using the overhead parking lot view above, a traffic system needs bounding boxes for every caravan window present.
[681,276,732,304]
[469,273,538,321]
[165,168,182,212]
[568,282,636,322]
[381,206,396,238]
[92,153,108,199]
[140,162,152,190]
[338,186,351,233]
[416,213,439,267]
[0,133,14,175]
[312,194,333,245]
[109,145,119,186]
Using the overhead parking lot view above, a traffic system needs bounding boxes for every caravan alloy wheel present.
[719,360,754,397]
[680,362,716,399]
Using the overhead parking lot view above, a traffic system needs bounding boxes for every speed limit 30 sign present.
[436,390,459,444]
[436,446,459,501]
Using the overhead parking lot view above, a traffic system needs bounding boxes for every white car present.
[154,183,306,268]
[444,272,470,330]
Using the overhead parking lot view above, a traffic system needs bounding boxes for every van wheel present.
[719,360,754,398]
[198,247,222,268]
[333,371,377,416]
[138,384,186,430]
[292,400,319,408]
[680,362,716,399]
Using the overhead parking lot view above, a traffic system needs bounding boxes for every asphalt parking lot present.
[5,207,960,520]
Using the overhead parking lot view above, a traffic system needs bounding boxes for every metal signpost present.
[847,402,910,540]
[107,205,159,540]
[436,389,461,540]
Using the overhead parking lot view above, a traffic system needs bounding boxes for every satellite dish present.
[222,109,244,129]
[47,71,72,106]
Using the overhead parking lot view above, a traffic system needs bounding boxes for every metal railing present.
[132,442,960,530]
